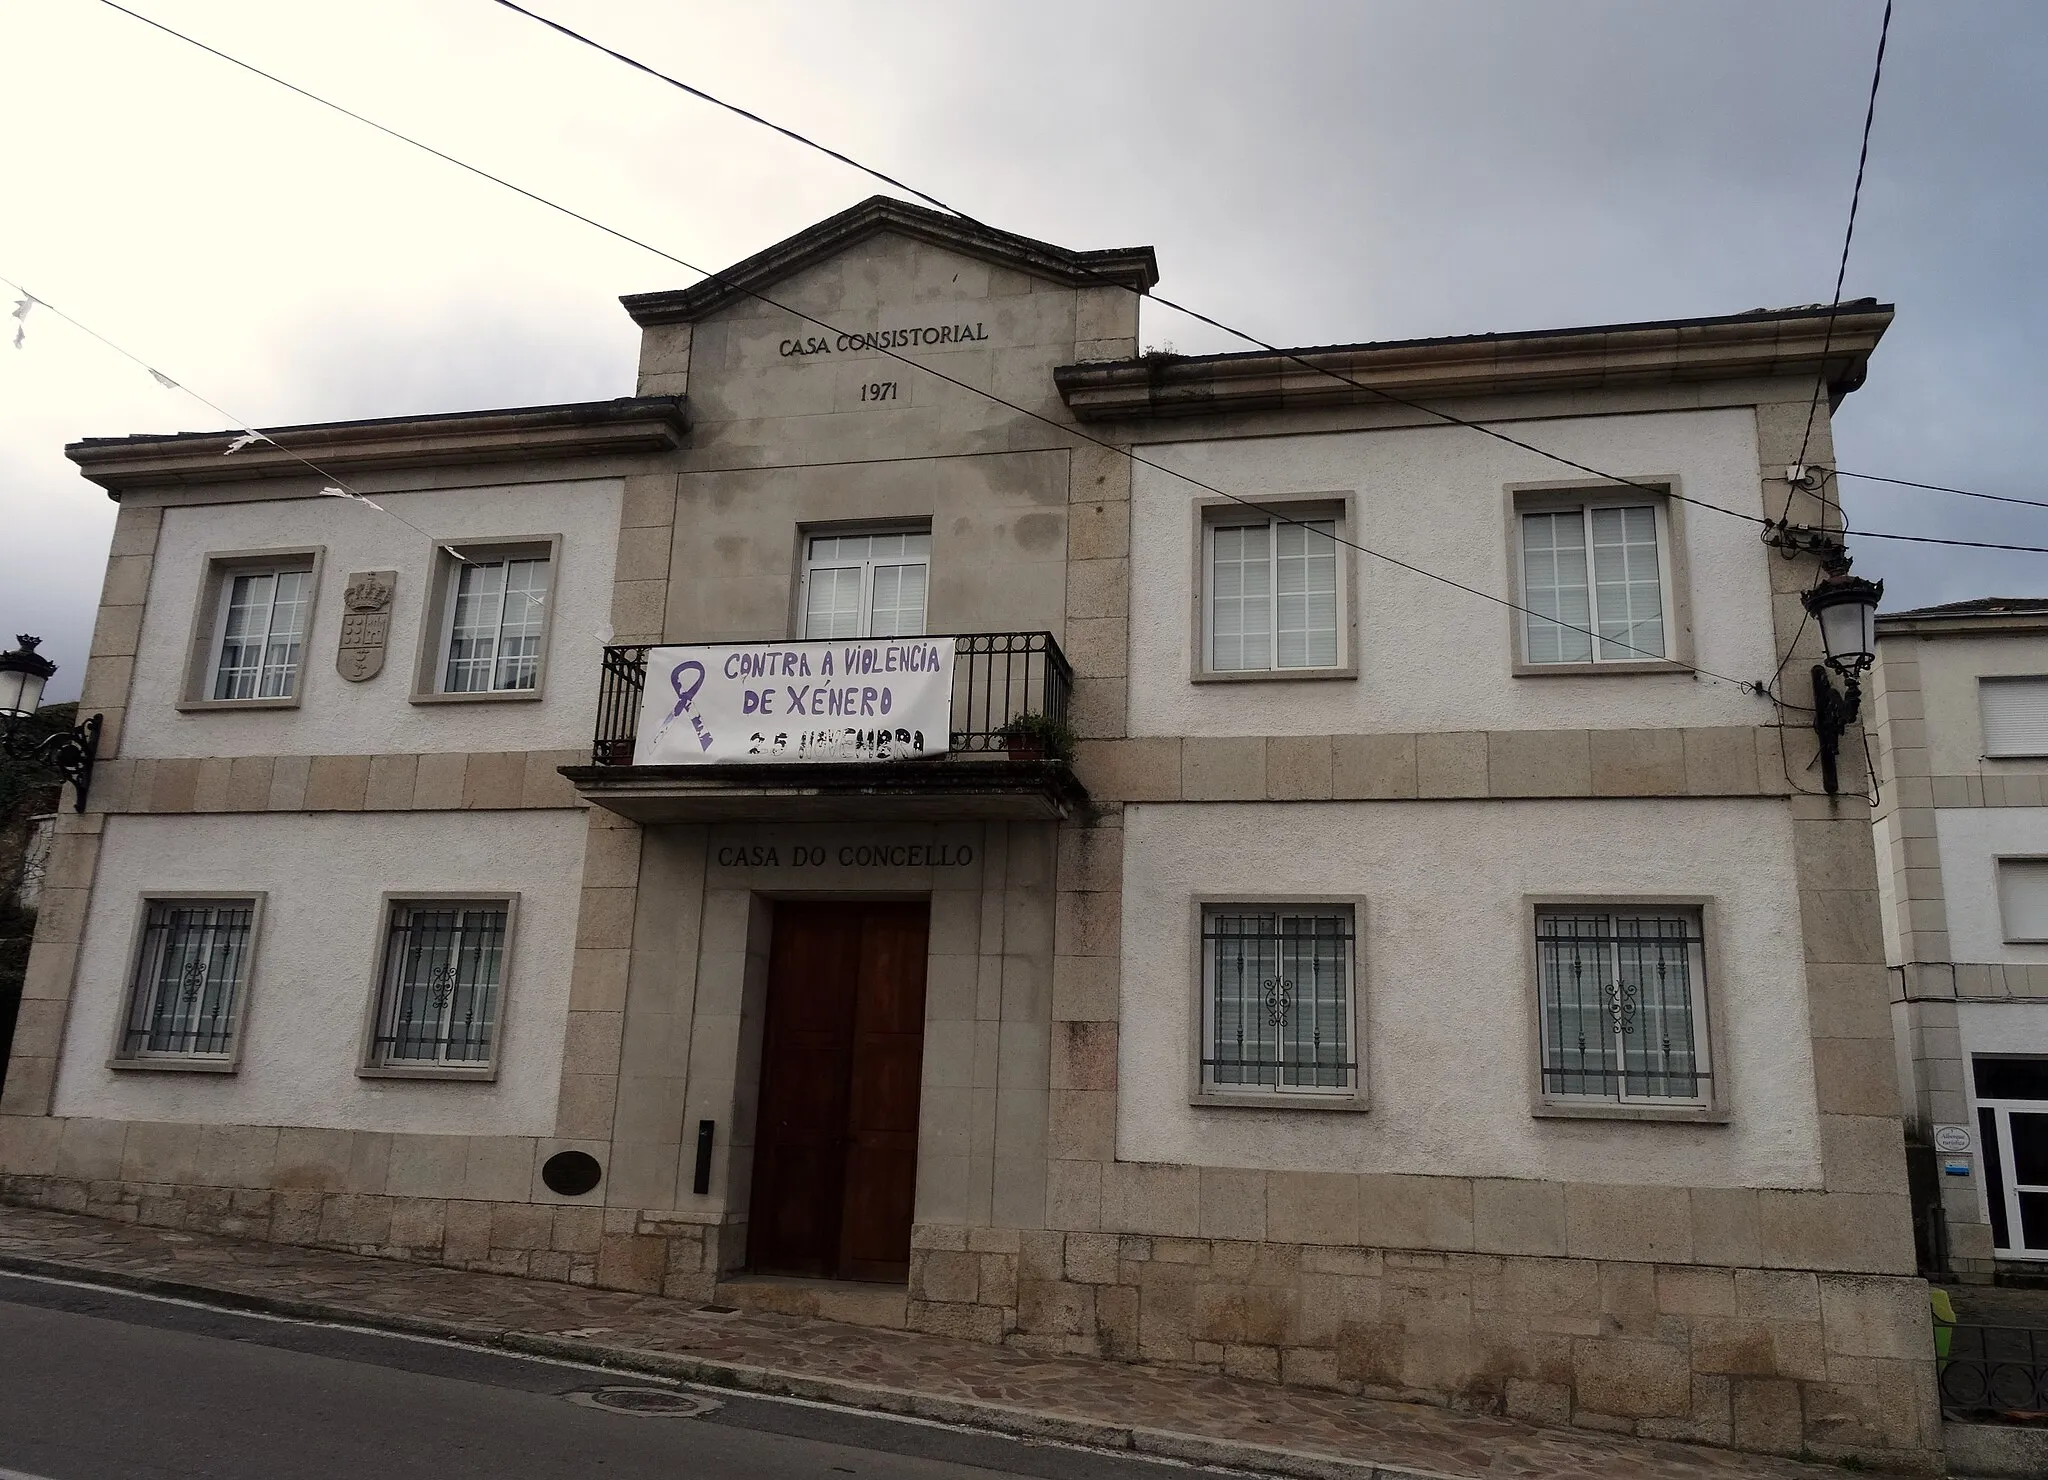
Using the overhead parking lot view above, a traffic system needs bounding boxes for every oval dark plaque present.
[541,1150,603,1197]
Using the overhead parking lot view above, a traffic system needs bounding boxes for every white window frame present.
[1509,486,1692,677]
[178,547,324,711]
[1969,1054,2048,1260]
[1190,495,1357,683]
[358,893,518,1081]
[411,536,561,704]
[109,892,265,1072]
[797,524,932,640]
[1528,899,1721,1119]
[1190,898,1366,1109]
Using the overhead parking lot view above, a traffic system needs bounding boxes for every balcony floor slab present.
[561,759,1086,823]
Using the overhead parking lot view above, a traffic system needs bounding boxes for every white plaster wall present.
[123,478,621,757]
[1936,806,2048,963]
[1909,632,2048,775]
[1118,798,1821,1188]
[53,810,587,1135]
[1128,408,1779,735]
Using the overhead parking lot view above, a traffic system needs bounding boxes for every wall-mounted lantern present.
[0,636,102,812]
[1799,564,1884,796]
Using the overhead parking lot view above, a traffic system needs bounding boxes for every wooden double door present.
[748,900,929,1283]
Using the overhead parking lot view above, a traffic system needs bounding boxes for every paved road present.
[0,1272,1224,1480]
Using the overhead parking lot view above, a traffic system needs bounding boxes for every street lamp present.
[1799,565,1885,796]
[0,636,102,812]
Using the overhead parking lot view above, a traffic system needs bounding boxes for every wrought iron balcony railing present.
[591,632,1074,767]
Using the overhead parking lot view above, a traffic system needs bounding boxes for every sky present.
[3,0,2044,700]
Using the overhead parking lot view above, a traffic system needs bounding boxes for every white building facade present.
[1873,598,2048,1279]
[0,200,1938,1467]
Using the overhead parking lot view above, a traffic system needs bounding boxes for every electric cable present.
[476,0,2036,571]
[480,0,1764,530]
[1790,0,1894,499]
[75,0,1771,691]
[1831,469,2048,514]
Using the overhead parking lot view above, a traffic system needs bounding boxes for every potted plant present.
[998,712,1076,762]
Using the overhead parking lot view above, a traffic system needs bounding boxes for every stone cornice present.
[1054,304,1893,422]
[1878,611,2048,638]
[620,196,1158,326]
[66,397,689,495]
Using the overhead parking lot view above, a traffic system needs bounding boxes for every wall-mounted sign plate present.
[1934,1124,1974,1153]
[1943,1160,1972,1177]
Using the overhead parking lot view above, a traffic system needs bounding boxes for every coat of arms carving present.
[337,570,396,682]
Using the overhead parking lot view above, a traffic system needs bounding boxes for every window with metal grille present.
[441,555,550,693]
[800,528,930,640]
[120,899,256,1061]
[1520,502,1669,664]
[1535,907,1710,1104]
[211,567,311,699]
[1201,907,1356,1095]
[368,902,510,1070]
[1207,517,1340,672]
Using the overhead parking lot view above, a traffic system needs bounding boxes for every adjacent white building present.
[1873,597,2048,1275]
[0,199,1938,1468]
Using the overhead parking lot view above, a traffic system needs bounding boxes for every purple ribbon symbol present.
[654,659,714,752]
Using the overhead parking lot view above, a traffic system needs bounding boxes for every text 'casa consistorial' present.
[780,322,990,357]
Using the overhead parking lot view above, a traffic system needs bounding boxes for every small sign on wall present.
[634,638,956,765]
[1934,1124,1974,1154]
[337,570,396,682]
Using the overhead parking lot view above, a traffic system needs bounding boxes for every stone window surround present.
[1187,493,1359,684]
[410,534,563,706]
[175,545,327,712]
[107,890,268,1074]
[357,890,521,1082]
[1185,894,1368,1112]
[1520,893,1732,1125]
[1504,477,1696,679]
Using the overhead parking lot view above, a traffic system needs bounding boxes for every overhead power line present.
[477,0,2037,570]
[76,0,1761,690]
[1792,0,1895,483]
[1832,469,2048,515]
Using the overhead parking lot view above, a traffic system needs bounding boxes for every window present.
[1999,859,2048,942]
[364,899,513,1075]
[1207,517,1340,672]
[414,538,559,702]
[801,528,929,639]
[1535,906,1710,1105]
[443,556,549,692]
[115,897,261,1068]
[179,548,323,709]
[1519,500,1672,666]
[1200,906,1357,1097]
[212,568,311,699]
[1981,678,2048,758]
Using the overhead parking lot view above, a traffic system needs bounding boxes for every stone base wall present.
[0,1171,725,1302]
[906,1226,1943,1470]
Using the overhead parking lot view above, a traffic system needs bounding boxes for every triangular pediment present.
[620,196,1157,326]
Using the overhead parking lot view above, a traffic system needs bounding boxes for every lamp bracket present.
[1810,665,1863,797]
[1,711,103,812]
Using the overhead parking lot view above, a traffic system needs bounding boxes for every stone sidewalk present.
[0,1204,1866,1480]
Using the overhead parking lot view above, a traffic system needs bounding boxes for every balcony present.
[562,632,1088,823]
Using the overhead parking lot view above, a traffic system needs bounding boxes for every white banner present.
[633,637,956,765]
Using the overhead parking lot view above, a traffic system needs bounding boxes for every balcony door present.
[749,900,929,1282]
